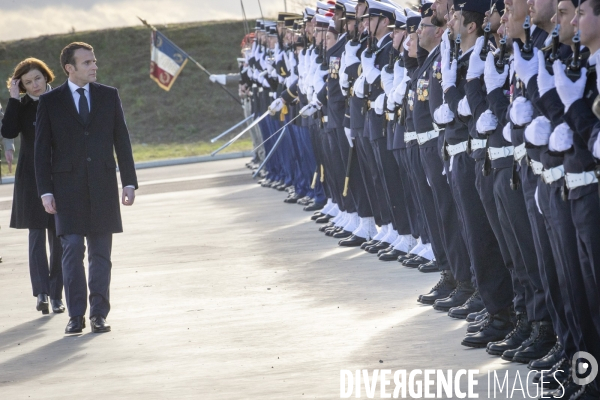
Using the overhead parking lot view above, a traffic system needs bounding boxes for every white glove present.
[510,97,534,126]
[209,74,227,85]
[434,104,455,125]
[512,43,539,88]
[593,134,600,159]
[524,116,552,146]
[476,110,498,134]
[502,123,512,142]
[484,51,508,93]
[344,127,354,148]
[345,40,360,65]
[268,98,284,115]
[354,74,366,98]
[373,93,385,115]
[392,63,405,89]
[392,73,410,104]
[381,67,395,97]
[361,50,376,78]
[466,36,486,80]
[537,51,555,96]
[386,94,396,112]
[553,60,587,112]
[441,59,457,92]
[299,103,318,117]
[548,122,574,152]
[458,96,472,117]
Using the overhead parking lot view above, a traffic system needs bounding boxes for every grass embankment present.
[0,19,250,177]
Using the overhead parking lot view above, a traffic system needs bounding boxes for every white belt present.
[252,83,258,89]
[488,146,514,161]
[447,141,469,156]
[542,165,565,184]
[417,130,439,145]
[471,139,487,151]
[530,160,544,175]
[514,143,527,163]
[404,131,417,142]
[565,171,598,189]
[386,112,395,121]
[322,116,328,123]
[258,87,264,93]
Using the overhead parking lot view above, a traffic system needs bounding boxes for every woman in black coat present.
[1,58,64,314]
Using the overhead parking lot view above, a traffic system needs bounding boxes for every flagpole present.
[138,17,242,106]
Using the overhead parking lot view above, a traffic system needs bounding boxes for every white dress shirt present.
[67,79,91,112]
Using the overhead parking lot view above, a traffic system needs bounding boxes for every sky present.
[0,0,305,41]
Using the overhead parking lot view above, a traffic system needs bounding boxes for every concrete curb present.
[0,150,253,185]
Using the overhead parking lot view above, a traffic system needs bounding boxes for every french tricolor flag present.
[149,31,189,91]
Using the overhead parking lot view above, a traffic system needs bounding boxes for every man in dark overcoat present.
[35,42,138,334]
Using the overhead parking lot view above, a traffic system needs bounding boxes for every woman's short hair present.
[6,58,55,94]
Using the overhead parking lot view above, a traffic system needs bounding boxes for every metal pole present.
[210,114,255,143]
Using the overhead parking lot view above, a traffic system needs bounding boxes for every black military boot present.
[467,313,489,333]
[432,280,475,312]
[512,321,556,364]
[532,357,569,387]
[486,312,531,356]
[466,308,487,323]
[417,271,456,305]
[572,384,600,399]
[502,320,540,362]
[529,343,563,370]
[540,375,583,399]
[448,291,485,319]
[461,307,514,348]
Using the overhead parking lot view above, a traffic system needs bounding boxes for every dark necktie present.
[76,88,90,123]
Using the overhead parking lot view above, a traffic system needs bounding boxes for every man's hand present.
[122,187,135,206]
[4,149,13,173]
[42,194,57,214]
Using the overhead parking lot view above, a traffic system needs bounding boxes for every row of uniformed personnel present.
[236,0,600,398]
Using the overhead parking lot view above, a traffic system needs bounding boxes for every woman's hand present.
[9,79,20,99]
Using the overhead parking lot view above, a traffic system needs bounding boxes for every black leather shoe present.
[379,249,404,261]
[512,321,556,364]
[316,215,333,224]
[541,376,582,399]
[461,308,514,348]
[319,222,334,232]
[36,294,49,315]
[305,203,325,212]
[339,235,367,247]
[311,212,325,221]
[361,239,379,250]
[418,260,439,273]
[397,252,417,263]
[486,312,531,356]
[502,320,540,362]
[418,271,456,305]
[90,316,111,333]
[51,299,65,313]
[466,307,487,323]
[432,280,476,311]
[333,230,352,239]
[65,316,85,334]
[325,227,342,236]
[532,357,569,386]
[529,343,563,370]
[284,194,300,203]
[377,246,394,256]
[467,314,489,333]
[366,241,389,254]
[402,255,430,268]
[448,291,484,319]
